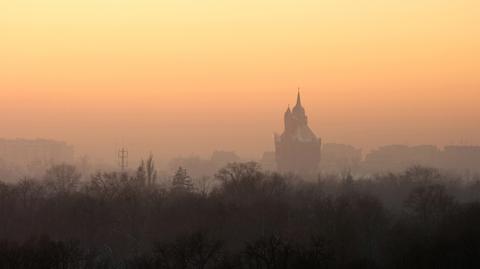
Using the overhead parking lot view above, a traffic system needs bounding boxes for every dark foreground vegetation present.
[1,162,480,268]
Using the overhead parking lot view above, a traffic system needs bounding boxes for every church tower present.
[274,91,321,174]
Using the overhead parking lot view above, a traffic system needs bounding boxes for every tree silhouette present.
[43,164,81,195]
[145,154,157,187]
[172,167,194,193]
[404,184,455,225]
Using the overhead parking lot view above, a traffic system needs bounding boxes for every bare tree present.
[43,164,81,195]
[404,184,455,224]
[154,232,223,269]
[146,154,157,187]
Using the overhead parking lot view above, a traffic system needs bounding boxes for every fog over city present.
[1,91,480,181]
[2,1,480,268]
[1,87,479,167]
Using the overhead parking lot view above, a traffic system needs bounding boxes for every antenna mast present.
[118,147,129,171]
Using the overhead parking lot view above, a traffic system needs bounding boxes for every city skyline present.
[2,2,480,266]
[2,0,479,162]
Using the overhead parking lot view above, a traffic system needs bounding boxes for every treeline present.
[1,162,480,268]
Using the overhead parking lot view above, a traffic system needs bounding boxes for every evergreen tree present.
[172,166,193,193]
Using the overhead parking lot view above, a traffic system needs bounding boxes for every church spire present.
[296,88,302,107]
[292,88,306,121]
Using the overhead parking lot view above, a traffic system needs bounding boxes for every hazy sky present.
[1,0,479,164]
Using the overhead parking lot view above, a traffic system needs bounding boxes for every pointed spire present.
[296,87,302,107]
[286,104,291,113]
[292,87,306,117]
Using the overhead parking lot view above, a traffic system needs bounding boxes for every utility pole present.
[118,147,128,171]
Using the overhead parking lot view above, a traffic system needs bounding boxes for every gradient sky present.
[1,0,479,165]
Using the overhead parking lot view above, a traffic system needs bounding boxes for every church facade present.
[274,92,322,174]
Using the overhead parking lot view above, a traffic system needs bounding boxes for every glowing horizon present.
[1,0,479,164]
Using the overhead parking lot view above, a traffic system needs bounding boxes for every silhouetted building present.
[361,144,480,175]
[211,151,241,167]
[168,151,242,178]
[274,92,321,174]
[363,144,439,173]
[0,138,75,180]
[321,143,362,173]
[260,151,276,171]
[440,145,480,174]
[0,138,74,166]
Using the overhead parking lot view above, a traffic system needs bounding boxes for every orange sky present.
[1,0,479,165]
